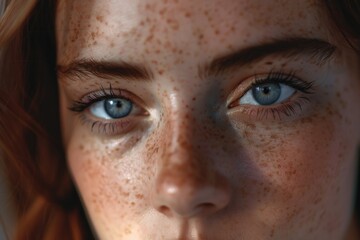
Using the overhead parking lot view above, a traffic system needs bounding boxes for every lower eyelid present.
[76,102,149,135]
[78,113,141,136]
[227,95,312,122]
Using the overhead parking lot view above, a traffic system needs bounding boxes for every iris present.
[104,98,133,118]
[252,83,281,105]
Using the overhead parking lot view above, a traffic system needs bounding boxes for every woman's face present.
[56,0,360,239]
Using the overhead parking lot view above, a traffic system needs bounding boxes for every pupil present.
[116,101,122,108]
[262,87,270,95]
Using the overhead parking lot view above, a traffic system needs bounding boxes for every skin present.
[56,0,360,239]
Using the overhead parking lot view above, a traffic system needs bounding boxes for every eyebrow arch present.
[202,37,337,77]
[57,58,153,81]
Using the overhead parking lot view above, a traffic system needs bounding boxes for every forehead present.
[56,0,326,65]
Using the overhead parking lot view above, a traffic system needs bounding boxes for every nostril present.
[158,205,173,217]
[158,202,216,218]
[199,203,215,208]
[195,202,216,215]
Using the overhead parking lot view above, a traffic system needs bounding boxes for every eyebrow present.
[202,37,336,77]
[57,58,153,81]
[57,37,336,81]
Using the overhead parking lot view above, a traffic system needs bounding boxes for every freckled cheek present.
[240,118,341,195]
[243,114,348,185]
[66,136,151,235]
[229,115,354,235]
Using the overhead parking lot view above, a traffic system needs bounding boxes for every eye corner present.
[227,99,240,109]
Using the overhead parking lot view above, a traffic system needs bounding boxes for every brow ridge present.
[58,37,336,82]
[202,37,336,77]
[57,58,153,81]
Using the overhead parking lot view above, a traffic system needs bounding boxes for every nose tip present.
[153,173,231,218]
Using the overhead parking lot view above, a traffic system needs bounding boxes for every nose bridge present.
[160,104,207,174]
[152,104,231,218]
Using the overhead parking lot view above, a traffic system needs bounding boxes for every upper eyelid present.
[82,87,146,106]
[227,72,314,108]
[244,72,313,94]
[238,72,297,97]
[69,88,140,113]
[79,85,127,102]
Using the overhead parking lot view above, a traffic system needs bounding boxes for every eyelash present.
[69,85,141,135]
[229,71,314,121]
[252,71,313,94]
[69,85,120,112]
[69,72,314,135]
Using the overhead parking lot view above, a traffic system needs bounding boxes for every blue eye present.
[252,83,281,105]
[240,83,295,106]
[90,98,133,119]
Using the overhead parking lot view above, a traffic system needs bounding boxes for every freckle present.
[145,3,152,10]
[159,7,167,15]
[184,12,191,18]
[260,162,268,167]
[171,47,178,54]
[166,18,179,31]
[265,61,273,65]
[96,15,104,22]
[135,194,144,199]
[79,144,84,150]
[150,60,159,67]
[227,44,235,50]
[270,134,277,139]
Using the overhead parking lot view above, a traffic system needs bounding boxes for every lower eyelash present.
[78,114,134,135]
[241,97,311,121]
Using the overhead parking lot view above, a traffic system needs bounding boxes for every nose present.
[152,117,232,218]
[154,165,231,218]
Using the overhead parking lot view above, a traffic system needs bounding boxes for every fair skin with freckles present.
[56,0,360,239]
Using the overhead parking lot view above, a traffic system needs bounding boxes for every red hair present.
[0,0,93,239]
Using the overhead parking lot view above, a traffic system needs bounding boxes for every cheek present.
[66,130,152,238]
[240,107,357,237]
